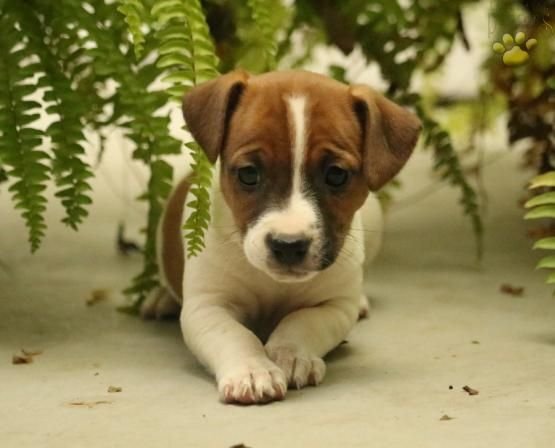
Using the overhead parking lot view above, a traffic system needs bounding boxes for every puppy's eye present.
[237,165,260,187]
[324,166,349,188]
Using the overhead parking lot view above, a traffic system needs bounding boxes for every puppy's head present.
[183,70,420,282]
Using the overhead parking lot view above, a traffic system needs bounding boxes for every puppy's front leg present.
[181,298,287,404]
[265,297,358,389]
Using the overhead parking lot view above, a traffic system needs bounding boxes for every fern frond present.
[183,141,213,257]
[16,3,94,230]
[0,12,49,252]
[124,158,173,304]
[54,1,181,303]
[525,171,555,289]
[246,0,280,70]
[152,0,219,99]
[151,0,220,258]
[117,0,148,58]
[408,94,483,258]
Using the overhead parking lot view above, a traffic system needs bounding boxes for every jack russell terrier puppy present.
[141,70,421,404]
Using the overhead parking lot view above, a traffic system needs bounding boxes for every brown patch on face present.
[219,80,294,235]
[303,83,370,266]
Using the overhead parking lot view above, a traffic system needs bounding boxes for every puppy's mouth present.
[265,266,319,283]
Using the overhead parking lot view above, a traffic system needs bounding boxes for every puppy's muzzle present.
[266,233,311,267]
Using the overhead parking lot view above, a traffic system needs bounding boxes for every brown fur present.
[160,176,190,300]
[220,78,293,234]
[350,85,422,191]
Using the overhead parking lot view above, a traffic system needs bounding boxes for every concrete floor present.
[2,141,555,447]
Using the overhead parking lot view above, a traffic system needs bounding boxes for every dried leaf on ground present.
[462,385,479,396]
[86,289,110,306]
[500,284,524,297]
[12,349,42,364]
[108,386,122,393]
[440,414,454,421]
[12,354,32,364]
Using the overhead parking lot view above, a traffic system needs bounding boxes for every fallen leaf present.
[500,284,524,297]
[440,414,454,421]
[108,386,122,393]
[12,349,42,365]
[462,385,479,396]
[12,354,32,364]
[86,289,109,306]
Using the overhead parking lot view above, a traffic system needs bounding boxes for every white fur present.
[289,95,307,195]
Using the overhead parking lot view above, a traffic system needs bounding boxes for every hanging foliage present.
[4,0,546,304]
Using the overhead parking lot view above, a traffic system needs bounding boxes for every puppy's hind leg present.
[140,287,181,320]
[141,175,189,321]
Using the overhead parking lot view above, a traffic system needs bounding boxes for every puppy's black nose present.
[266,234,311,266]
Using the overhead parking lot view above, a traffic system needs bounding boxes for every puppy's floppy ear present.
[350,86,421,191]
[182,70,249,163]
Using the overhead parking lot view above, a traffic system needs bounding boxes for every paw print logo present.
[493,32,537,66]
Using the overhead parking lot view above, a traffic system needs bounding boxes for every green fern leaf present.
[546,272,555,284]
[533,237,555,250]
[524,205,555,220]
[14,4,95,231]
[525,170,555,289]
[246,0,280,70]
[152,0,219,99]
[529,172,555,189]
[151,0,220,258]
[184,141,213,258]
[524,191,555,208]
[536,255,555,270]
[117,0,148,58]
[0,11,49,251]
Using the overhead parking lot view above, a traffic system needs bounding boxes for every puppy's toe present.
[358,294,370,320]
[266,345,326,389]
[217,358,287,405]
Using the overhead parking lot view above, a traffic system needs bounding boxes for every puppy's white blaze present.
[280,95,318,236]
[288,95,307,195]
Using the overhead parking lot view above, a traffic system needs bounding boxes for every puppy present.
[142,70,421,404]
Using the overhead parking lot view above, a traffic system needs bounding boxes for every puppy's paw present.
[358,294,370,320]
[266,345,326,389]
[217,358,287,405]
